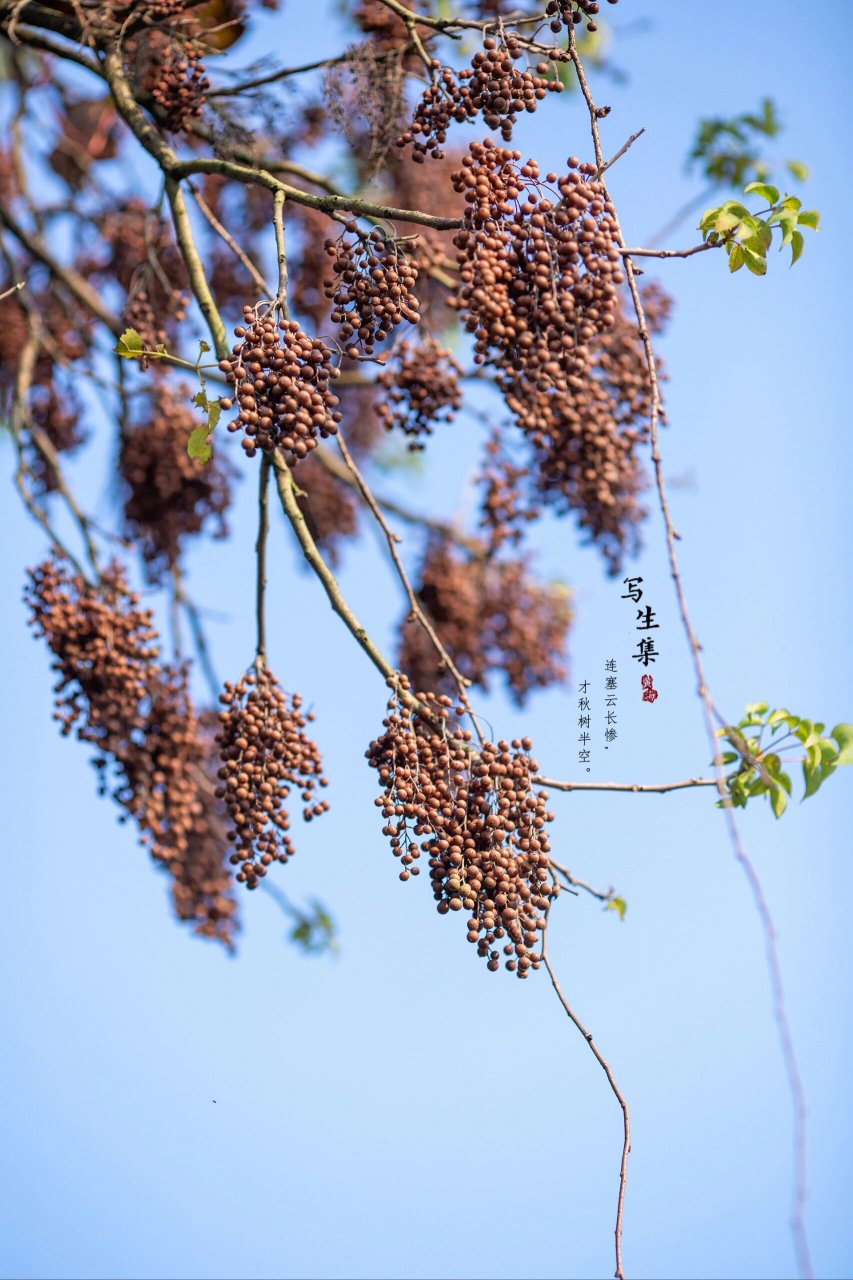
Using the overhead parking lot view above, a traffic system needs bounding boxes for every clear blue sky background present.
[1,3,851,1278]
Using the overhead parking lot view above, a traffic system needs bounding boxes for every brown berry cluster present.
[324,224,420,356]
[478,432,538,552]
[501,280,671,569]
[353,0,413,57]
[148,31,210,133]
[451,142,623,383]
[215,665,329,889]
[546,0,619,33]
[219,307,342,461]
[24,555,238,949]
[398,35,563,161]
[398,538,572,705]
[118,0,210,134]
[449,140,660,570]
[366,681,558,977]
[375,337,463,448]
[29,384,88,496]
[167,710,240,950]
[119,385,233,583]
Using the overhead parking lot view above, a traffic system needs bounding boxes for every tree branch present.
[536,776,718,795]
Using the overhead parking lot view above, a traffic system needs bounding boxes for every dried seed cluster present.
[398,35,564,161]
[366,681,558,977]
[118,0,210,134]
[449,140,656,570]
[478,432,537,552]
[215,665,329,889]
[149,31,210,133]
[376,337,463,448]
[546,0,619,33]
[452,142,623,382]
[398,537,571,706]
[24,555,238,948]
[219,307,342,461]
[324,224,420,356]
[119,385,233,583]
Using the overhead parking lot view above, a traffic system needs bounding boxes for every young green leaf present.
[741,245,767,276]
[728,243,745,272]
[797,209,820,230]
[744,181,780,205]
[115,328,144,357]
[769,783,788,818]
[187,425,213,464]
[605,897,627,921]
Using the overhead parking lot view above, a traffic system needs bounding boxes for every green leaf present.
[699,206,722,233]
[714,208,745,234]
[187,425,212,464]
[790,225,805,263]
[745,701,769,717]
[802,762,825,800]
[721,200,752,218]
[728,243,745,273]
[744,181,780,205]
[786,160,810,182]
[769,783,788,818]
[605,896,627,921]
[741,245,768,276]
[742,218,768,250]
[831,723,853,765]
[797,209,820,230]
[115,328,144,357]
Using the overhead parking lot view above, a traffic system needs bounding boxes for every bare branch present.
[536,776,718,795]
[597,127,646,177]
[188,179,274,299]
[255,457,270,664]
[541,912,631,1280]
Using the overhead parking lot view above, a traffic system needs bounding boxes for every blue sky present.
[1,3,851,1278]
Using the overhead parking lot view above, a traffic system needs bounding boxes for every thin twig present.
[548,857,615,904]
[188,179,274,298]
[536,776,718,795]
[335,428,486,747]
[541,915,631,1280]
[207,49,352,97]
[617,241,718,261]
[256,457,270,664]
[597,127,645,178]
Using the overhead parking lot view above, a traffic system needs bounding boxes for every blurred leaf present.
[605,897,627,921]
[831,723,853,765]
[786,159,810,181]
[797,209,821,230]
